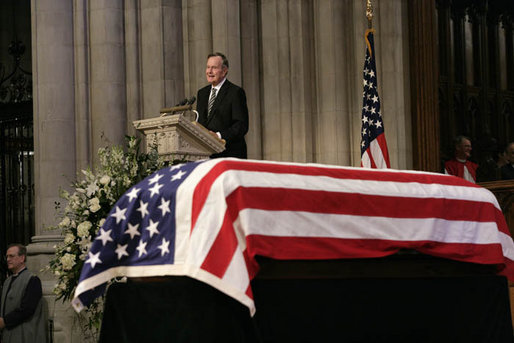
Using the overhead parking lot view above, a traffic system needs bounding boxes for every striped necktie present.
[208,88,217,117]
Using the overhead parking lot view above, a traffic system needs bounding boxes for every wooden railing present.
[479,180,514,326]
[479,180,514,237]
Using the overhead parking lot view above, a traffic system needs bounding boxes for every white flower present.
[64,233,75,245]
[77,221,92,238]
[59,216,71,228]
[59,189,70,199]
[88,197,101,213]
[86,183,99,197]
[61,253,76,271]
[99,218,106,227]
[79,237,91,250]
[100,175,110,185]
[70,194,82,210]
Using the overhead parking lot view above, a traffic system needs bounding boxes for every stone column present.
[313,0,351,165]
[89,0,126,152]
[183,0,212,96]
[125,0,142,136]
[241,0,262,159]
[259,0,317,162]
[74,0,91,171]
[30,0,82,341]
[140,0,184,118]
[408,0,439,171]
[374,0,412,169]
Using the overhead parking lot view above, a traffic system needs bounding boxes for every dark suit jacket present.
[501,164,514,180]
[196,80,249,159]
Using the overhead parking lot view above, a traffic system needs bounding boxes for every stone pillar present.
[313,0,351,165]
[124,0,142,136]
[241,0,262,160]
[374,0,412,169]
[140,0,184,118]
[30,0,82,341]
[211,0,242,85]
[259,0,317,162]
[408,0,439,171]
[183,0,212,96]
[90,0,126,152]
[74,0,91,171]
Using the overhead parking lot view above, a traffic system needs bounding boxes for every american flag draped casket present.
[72,158,514,315]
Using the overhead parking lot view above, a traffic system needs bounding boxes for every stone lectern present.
[133,105,225,162]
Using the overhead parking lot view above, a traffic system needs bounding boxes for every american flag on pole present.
[72,158,514,315]
[361,29,390,169]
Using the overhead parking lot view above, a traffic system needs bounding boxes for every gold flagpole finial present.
[366,0,373,28]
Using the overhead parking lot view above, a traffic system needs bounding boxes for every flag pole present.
[366,0,373,29]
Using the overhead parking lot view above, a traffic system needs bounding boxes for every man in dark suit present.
[196,52,249,159]
[500,142,514,180]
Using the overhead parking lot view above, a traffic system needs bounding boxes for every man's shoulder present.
[444,158,458,166]
[198,84,211,93]
[222,80,243,90]
[501,164,514,173]
[19,269,40,281]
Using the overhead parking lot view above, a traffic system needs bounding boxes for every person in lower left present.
[0,243,46,343]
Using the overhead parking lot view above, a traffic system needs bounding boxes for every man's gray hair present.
[208,52,229,69]
[7,243,27,257]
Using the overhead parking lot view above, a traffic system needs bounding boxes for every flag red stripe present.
[200,205,239,278]
[368,149,378,168]
[375,134,390,167]
[191,160,484,232]
[245,235,507,266]
[223,186,499,222]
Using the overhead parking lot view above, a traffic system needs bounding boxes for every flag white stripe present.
[238,209,504,245]
[186,168,498,210]
[369,139,387,168]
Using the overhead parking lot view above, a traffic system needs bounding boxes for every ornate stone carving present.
[133,113,225,162]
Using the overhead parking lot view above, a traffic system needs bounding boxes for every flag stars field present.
[136,240,148,257]
[149,182,163,197]
[158,198,171,216]
[111,206,127,224]
[137,200,149,218]
[148,173,164,185]
[125,187,140,202]
[86,251,102,269]
[171,170,187,181]
[124,223,140,239]
[145,219,160,238]
[158,238,170,256]
[115,244,129,260]
[95,228,113,246]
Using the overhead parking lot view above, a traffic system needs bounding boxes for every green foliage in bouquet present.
[47,136,167,338]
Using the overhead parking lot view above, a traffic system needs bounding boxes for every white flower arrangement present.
[47,136,165,338]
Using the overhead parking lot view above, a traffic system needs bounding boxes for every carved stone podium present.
[133,109,225,162]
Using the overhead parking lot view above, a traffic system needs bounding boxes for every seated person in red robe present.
[444,135,478,183]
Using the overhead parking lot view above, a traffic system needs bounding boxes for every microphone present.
[160,96,196,116]
[175,98,188,106]
[187,96,196,105]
